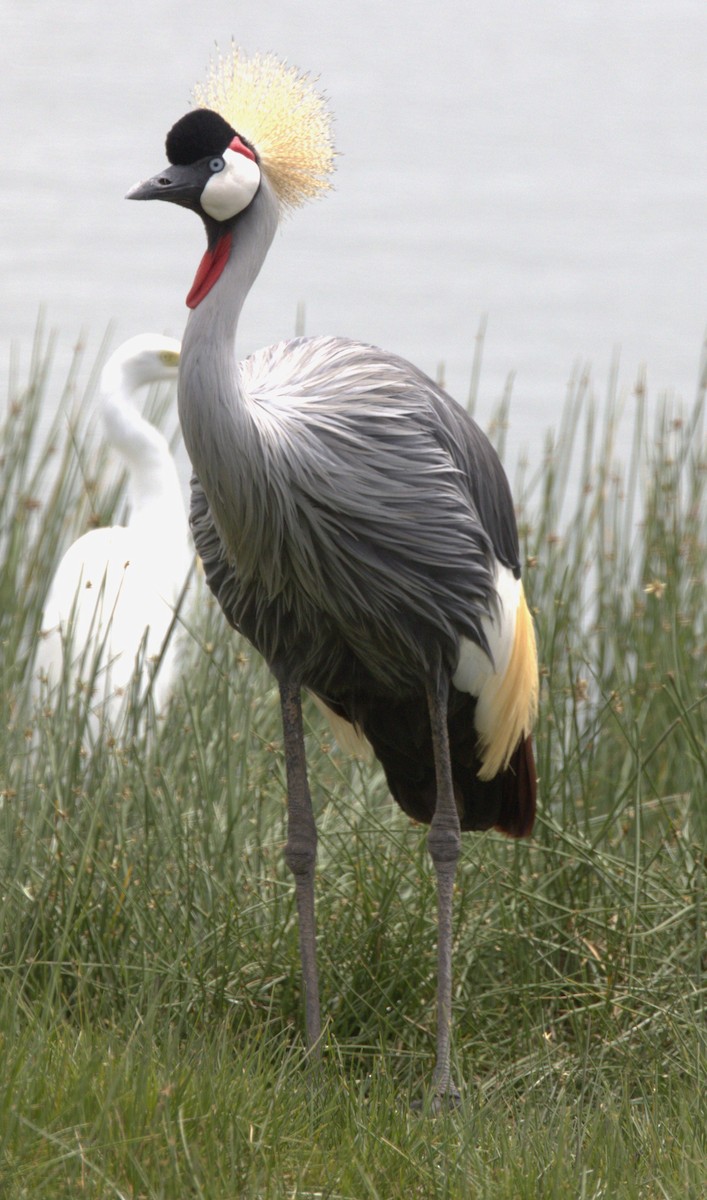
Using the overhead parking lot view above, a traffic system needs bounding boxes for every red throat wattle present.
[186,232,233,309]
[185,138,254,308]
[229,134,255,160]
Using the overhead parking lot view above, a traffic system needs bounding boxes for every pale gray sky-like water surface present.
[2,0,705,475]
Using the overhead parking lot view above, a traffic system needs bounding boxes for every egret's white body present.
[35,335,192,738]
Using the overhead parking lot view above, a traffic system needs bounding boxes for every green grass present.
[1,325,705,1198]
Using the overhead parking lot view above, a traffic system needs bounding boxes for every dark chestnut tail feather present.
[494,735,537,838]
[351,690,537,836]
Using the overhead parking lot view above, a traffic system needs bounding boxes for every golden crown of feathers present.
[191,46,336,213]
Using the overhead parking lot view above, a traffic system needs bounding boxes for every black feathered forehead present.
[165,109,237,165]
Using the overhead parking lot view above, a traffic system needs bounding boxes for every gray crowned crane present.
[127,49,539,1106]
[35,335,191,740]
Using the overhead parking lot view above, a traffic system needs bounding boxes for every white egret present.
[35,334,192,739]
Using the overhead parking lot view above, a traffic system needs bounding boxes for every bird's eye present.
[209,157,225,173]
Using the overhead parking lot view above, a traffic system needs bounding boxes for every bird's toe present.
[411,1084,462,1116]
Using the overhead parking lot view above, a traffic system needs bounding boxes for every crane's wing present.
[241,335,521,573]
[191,335,523,686]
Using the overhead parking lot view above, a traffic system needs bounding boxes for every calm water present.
[2,0,705,473]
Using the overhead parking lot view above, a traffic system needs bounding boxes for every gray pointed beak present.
[125,176,165,201]
[126,163,203,207]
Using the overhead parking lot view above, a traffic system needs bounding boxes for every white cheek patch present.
[201,149,261,222]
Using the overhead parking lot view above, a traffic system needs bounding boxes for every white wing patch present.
[452,563,520,695]
[453,562,538,781]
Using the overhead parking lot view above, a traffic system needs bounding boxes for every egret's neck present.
[100,379,184,527]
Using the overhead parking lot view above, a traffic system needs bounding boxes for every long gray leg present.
[426,664,462,1106]
[279,680,323,1062]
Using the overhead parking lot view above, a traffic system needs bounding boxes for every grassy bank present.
[1,328,705,1198]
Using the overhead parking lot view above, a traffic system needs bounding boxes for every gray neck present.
[178,179,279,560]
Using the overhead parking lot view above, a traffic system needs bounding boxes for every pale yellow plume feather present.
[191,45,336,213]
[308,694,373,761]
[476,587,539,781]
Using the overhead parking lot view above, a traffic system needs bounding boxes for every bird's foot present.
[411,1083,462,1116]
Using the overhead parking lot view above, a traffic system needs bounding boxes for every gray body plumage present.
[189,331,519,701]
